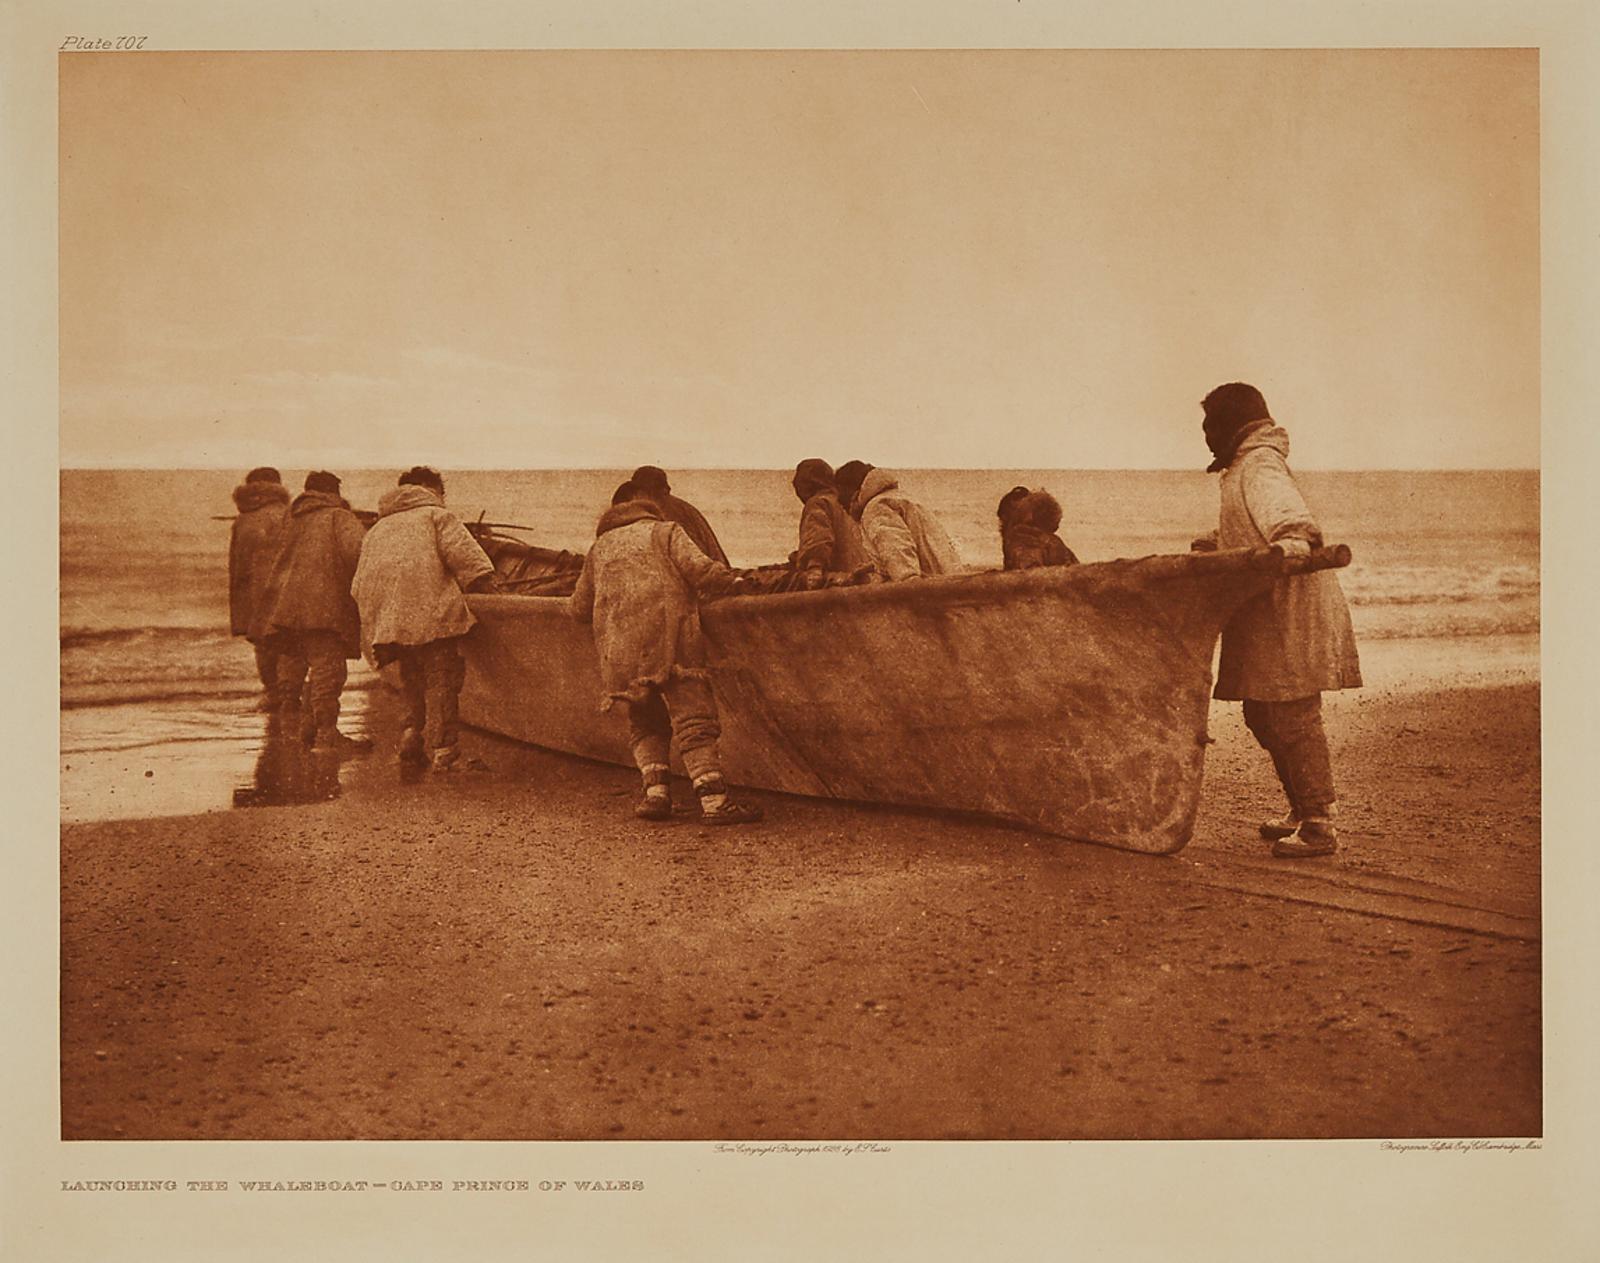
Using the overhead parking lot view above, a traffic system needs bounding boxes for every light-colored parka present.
[567,501,740,709]
[1213,422,1363,701]
[258,491,367,658]
[351,485,495,654]
[852,468,963,581]
[228,480,291,640]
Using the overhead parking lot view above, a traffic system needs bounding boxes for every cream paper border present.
[6,2,1598,1259]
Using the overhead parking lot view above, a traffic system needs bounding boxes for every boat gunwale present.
[467,544,1349,618]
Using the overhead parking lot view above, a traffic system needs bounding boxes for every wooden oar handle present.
[1251,543,1353,573]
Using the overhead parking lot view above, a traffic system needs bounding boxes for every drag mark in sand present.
[1169,855,1539,942]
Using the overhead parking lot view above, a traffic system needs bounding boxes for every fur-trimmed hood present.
[1229,422,1290,465]
[233,480,290,513]
[852,467,901,515]
[377,484,445,517]
[792,458,836,503]
[596,500,663,537]
[288,489,351,517]
[1017,489,1062,533]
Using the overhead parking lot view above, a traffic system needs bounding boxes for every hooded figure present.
[629,466,730,566]
[999,489,1079,571]
[351,467,498,772]
[851,468,963,581]
[791,458,873,581]
[258,472,369,753]
[228,467,292,704]
[568,496,762,825]
[833,461,874,518]
[1198,383,1362,859]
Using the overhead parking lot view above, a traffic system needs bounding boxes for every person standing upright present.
[259,470,369,753]
[629,465,730,565]
[228,466,292,709]
[1194,382,1362,858]
[351,466,499,774]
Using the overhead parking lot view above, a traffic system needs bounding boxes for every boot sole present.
[1272,839,1338,858]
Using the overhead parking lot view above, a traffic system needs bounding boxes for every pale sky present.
[59,49,1539,470]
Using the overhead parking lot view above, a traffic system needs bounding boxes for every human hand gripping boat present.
[455,536,1352,854]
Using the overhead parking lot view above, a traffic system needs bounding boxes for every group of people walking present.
[227,382,1360,856]
[229,465,499,774]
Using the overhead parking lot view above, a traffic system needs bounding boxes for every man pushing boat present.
[1194,383,1363,858]
[567,482,764,826]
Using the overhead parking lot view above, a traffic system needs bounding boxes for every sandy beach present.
[60,646,1540,1141]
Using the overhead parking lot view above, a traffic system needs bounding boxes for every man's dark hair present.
[1201,382,1273,473]
[631,465,670,495]
[245,466,281,485]
[611,480,641,506]
[1201,382,1270,428]
[304,470,341,494]
[399,465,445,495]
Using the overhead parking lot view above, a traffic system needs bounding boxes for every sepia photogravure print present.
[56,45,1542,1144]
[20,6,1599,1254]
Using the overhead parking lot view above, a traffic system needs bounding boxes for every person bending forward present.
[352,466,499,774]
[228,466,292,708]
[850,467,962,581]
[568,488,762,825]
[258,471,369,753]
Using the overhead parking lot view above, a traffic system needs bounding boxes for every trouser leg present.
[626,689,673,788]
[395,647,428,762]
[1244,696,1336,819]
[274,635,309,711]
[420,636,465,754]
[397,649,427,731]
[303,630,349,742]
[1243,699,1297,814]
[662,675,726,797]
[252,640,279,695]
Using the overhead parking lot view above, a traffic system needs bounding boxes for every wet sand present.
[60,669,1540,1140]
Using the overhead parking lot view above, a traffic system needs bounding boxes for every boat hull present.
[458,548,1335,854]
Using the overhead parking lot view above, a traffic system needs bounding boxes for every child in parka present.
[568,484,763,825]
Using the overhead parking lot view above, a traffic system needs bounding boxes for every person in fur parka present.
[850,467,963,581]
[568,484,763,825]
[998,487,1080,570]
[258,471,369,753]
[228,467,292,706]
[1195,382,1362,859]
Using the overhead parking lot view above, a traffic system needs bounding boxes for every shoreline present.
[60,630,1539,827]
[60,662,1540,1140]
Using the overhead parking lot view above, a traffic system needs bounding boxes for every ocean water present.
[61,467,1540,707]
[59,467,1538,820]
